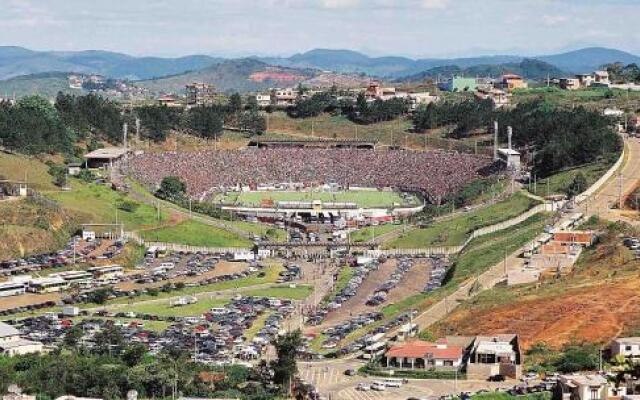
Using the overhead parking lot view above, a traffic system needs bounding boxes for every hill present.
[0,46,221,80]
[538,47,640,74]
[261,49,522,78]
[0,72,83,98]
[137,58,316,93]
[0,197,79,259]
[431,220,640,351]
[263,47,640,77]
[399,59,565,82]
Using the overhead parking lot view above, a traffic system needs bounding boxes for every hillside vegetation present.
[0,197,79,259]
[0,152,57,191]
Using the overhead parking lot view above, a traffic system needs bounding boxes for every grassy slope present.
[50,181,253,247]
[140,219,252,247]
[0,152,57,191]
[48,182,167,230]
[385,191,540,248]
[348,223,402,243]
[528,161,613,197]
[126,178,287,242]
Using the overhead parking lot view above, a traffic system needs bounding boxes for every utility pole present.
[504,248,507,275]
[619,173,624,209]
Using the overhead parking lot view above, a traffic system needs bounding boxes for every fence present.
[123,232,250,254]
[367,201,560,257]
[575,140,625,204]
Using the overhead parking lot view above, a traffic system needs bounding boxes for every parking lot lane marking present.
[338,388,358,400]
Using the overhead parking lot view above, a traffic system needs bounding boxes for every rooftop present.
[84,147,128,160]
[385,339,463,360]
[0,322,20,338]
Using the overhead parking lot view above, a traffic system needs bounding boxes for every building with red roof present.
[384,339,464,370]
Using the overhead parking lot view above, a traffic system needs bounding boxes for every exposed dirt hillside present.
[0,196,80,259]
[432,221,640,350]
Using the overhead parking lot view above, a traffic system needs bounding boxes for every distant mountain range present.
[0,46,223,81]
[0,45,639,97]
[399,59,565,82]
[1,45,639,82]
[260,47,640,78]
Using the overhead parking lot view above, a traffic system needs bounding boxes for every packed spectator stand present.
[128,148,494,204]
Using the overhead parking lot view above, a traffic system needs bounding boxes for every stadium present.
[128,146,495,224]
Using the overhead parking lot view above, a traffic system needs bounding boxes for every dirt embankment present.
[433,227,640,351]
[0,197,79,260]
[436,280,640,350]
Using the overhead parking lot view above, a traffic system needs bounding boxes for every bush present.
[116,199,139,213]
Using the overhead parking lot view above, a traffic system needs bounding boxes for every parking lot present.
[299,360,514,400]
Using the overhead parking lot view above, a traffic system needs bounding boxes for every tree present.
[62,326,84,348]
[554,343,599,372]
[47,164,67,187]
[271,330,303,395]
[122,343,147,367]
[156,176,186,200]
[188,106,224,140]
[86,288,111,305]
[228,93,242,114]
[567,172,588,197]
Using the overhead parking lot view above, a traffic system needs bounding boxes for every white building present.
[0,323,43,356]
[556,374,624,400]
[611,337,640,361]
[255,94,271,107]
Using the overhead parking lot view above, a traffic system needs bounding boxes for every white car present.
[356,383,370,391]
[371,382,386,391]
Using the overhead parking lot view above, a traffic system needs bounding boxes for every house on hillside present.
[466,334,522,379]
[611,337,640,362]
[554,374,625,400]
[497,74,528,91]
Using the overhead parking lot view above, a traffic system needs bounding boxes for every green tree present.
[271,330,303,395]
[156,176,186,200]
[228,93,242,114]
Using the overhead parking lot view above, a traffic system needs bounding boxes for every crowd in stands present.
[128,148,493,203]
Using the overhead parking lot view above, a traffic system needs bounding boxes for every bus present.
[0,281,27,297]
[27,277,69,294]
[362,341,386,360]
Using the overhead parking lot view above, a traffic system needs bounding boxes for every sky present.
[1,0,639,58]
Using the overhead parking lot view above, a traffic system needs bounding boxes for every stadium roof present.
[248,137,377,149]
[84,147,128,160]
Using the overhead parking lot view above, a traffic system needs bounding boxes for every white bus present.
[27,277,69,294]
[88,265,124,280]
[362,341,386,360]
[0,282,27,297]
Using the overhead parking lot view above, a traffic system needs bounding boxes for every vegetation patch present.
[140,219,251,247]
[386,191,540,248]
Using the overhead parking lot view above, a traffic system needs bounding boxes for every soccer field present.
[213,190,419,208]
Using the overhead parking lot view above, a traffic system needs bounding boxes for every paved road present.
[579,135,640,225]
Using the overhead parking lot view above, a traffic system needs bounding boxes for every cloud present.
[421,0,450,9]
[319,0,361,8]
[542,14,568,26]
